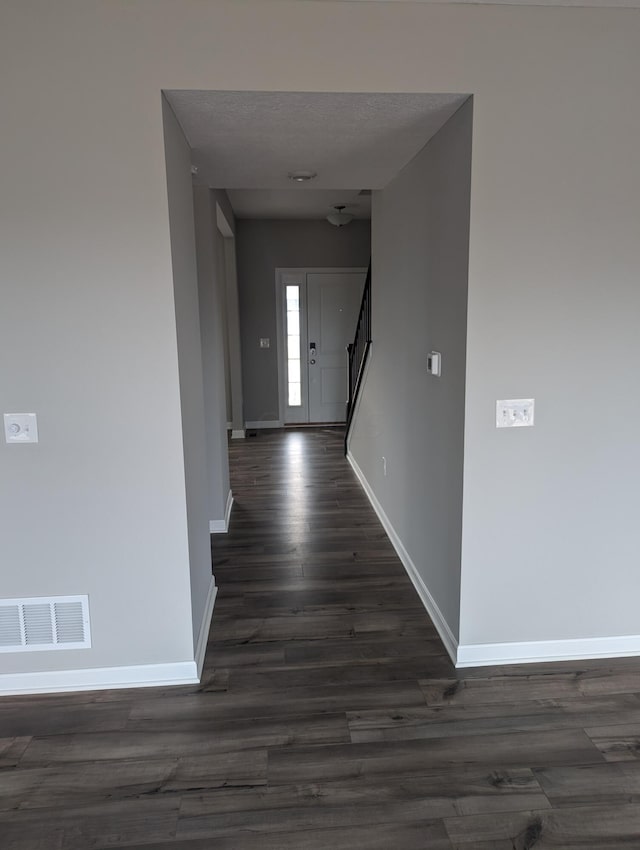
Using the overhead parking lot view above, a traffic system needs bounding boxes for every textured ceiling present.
[226,189,372,220]
[164,91,468,218]
[305,0,640,6]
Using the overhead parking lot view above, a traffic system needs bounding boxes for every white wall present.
[193,186,231,528]
[1,0,639,683]
[162,99,213,650]
[349,99,472,646]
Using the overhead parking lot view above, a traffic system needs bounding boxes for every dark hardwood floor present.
[3,427,640,848]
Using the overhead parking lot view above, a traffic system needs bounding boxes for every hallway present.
[3,429,640,848]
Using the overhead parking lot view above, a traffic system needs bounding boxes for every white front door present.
[278,269,366,424]
[307,272,366,423]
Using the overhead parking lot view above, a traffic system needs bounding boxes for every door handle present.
[310,359,316,365]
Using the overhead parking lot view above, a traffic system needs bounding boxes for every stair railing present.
[345,262,372,453]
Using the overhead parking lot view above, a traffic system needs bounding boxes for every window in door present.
[285,284,302,407]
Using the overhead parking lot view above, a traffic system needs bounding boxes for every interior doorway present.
[276,268,367,424]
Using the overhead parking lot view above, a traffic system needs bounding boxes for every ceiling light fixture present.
[326,205,354,227]
[288,170,317,182]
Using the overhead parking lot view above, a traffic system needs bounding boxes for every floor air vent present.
[0,596,91,652]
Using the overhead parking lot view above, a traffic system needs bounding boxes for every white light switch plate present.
[427,351,442,377]
[4,413,39,443]
[496,399,535,428]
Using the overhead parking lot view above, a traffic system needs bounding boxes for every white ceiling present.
[164,91,468,219]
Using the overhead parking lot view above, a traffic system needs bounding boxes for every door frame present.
[275,267,367,426]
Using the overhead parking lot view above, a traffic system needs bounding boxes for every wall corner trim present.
[209,490,234,534]
[194,576,217,678]
[347,452,458,665]
[456,634,640,668]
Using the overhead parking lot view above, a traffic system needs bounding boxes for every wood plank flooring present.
[3,427,640,848]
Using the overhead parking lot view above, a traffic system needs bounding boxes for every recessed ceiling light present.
[288,170,317,183]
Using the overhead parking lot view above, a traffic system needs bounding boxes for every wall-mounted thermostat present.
[4,413,39,443]
[427,351,442,377]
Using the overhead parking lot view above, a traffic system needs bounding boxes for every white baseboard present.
[457,634,640,668]
[245,420,283,430]
[0,660,200,696]
[0,579,219,695]
[194,576,217,678]
[347,453,640,669]
[209,490,234,533]
[224,489,234,530]
[347,452,458,665]
[231,429,246,439]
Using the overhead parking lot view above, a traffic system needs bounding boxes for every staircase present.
[345,262,372,454]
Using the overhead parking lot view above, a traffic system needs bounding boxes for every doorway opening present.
[275,267,367,425]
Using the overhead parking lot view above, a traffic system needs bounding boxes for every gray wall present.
[0,80,196,676]
[193,186,232,526]
[349,100,472,641]
[162,98,212,648]
[2,0,640,684]
[236,219,371,423]
[213,191,245,433]
[459,115,640,645]
[224,238,245,433]
[216,228,233,424]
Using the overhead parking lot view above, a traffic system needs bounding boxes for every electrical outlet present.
[259,338,270,349]
[496,399,535,428]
